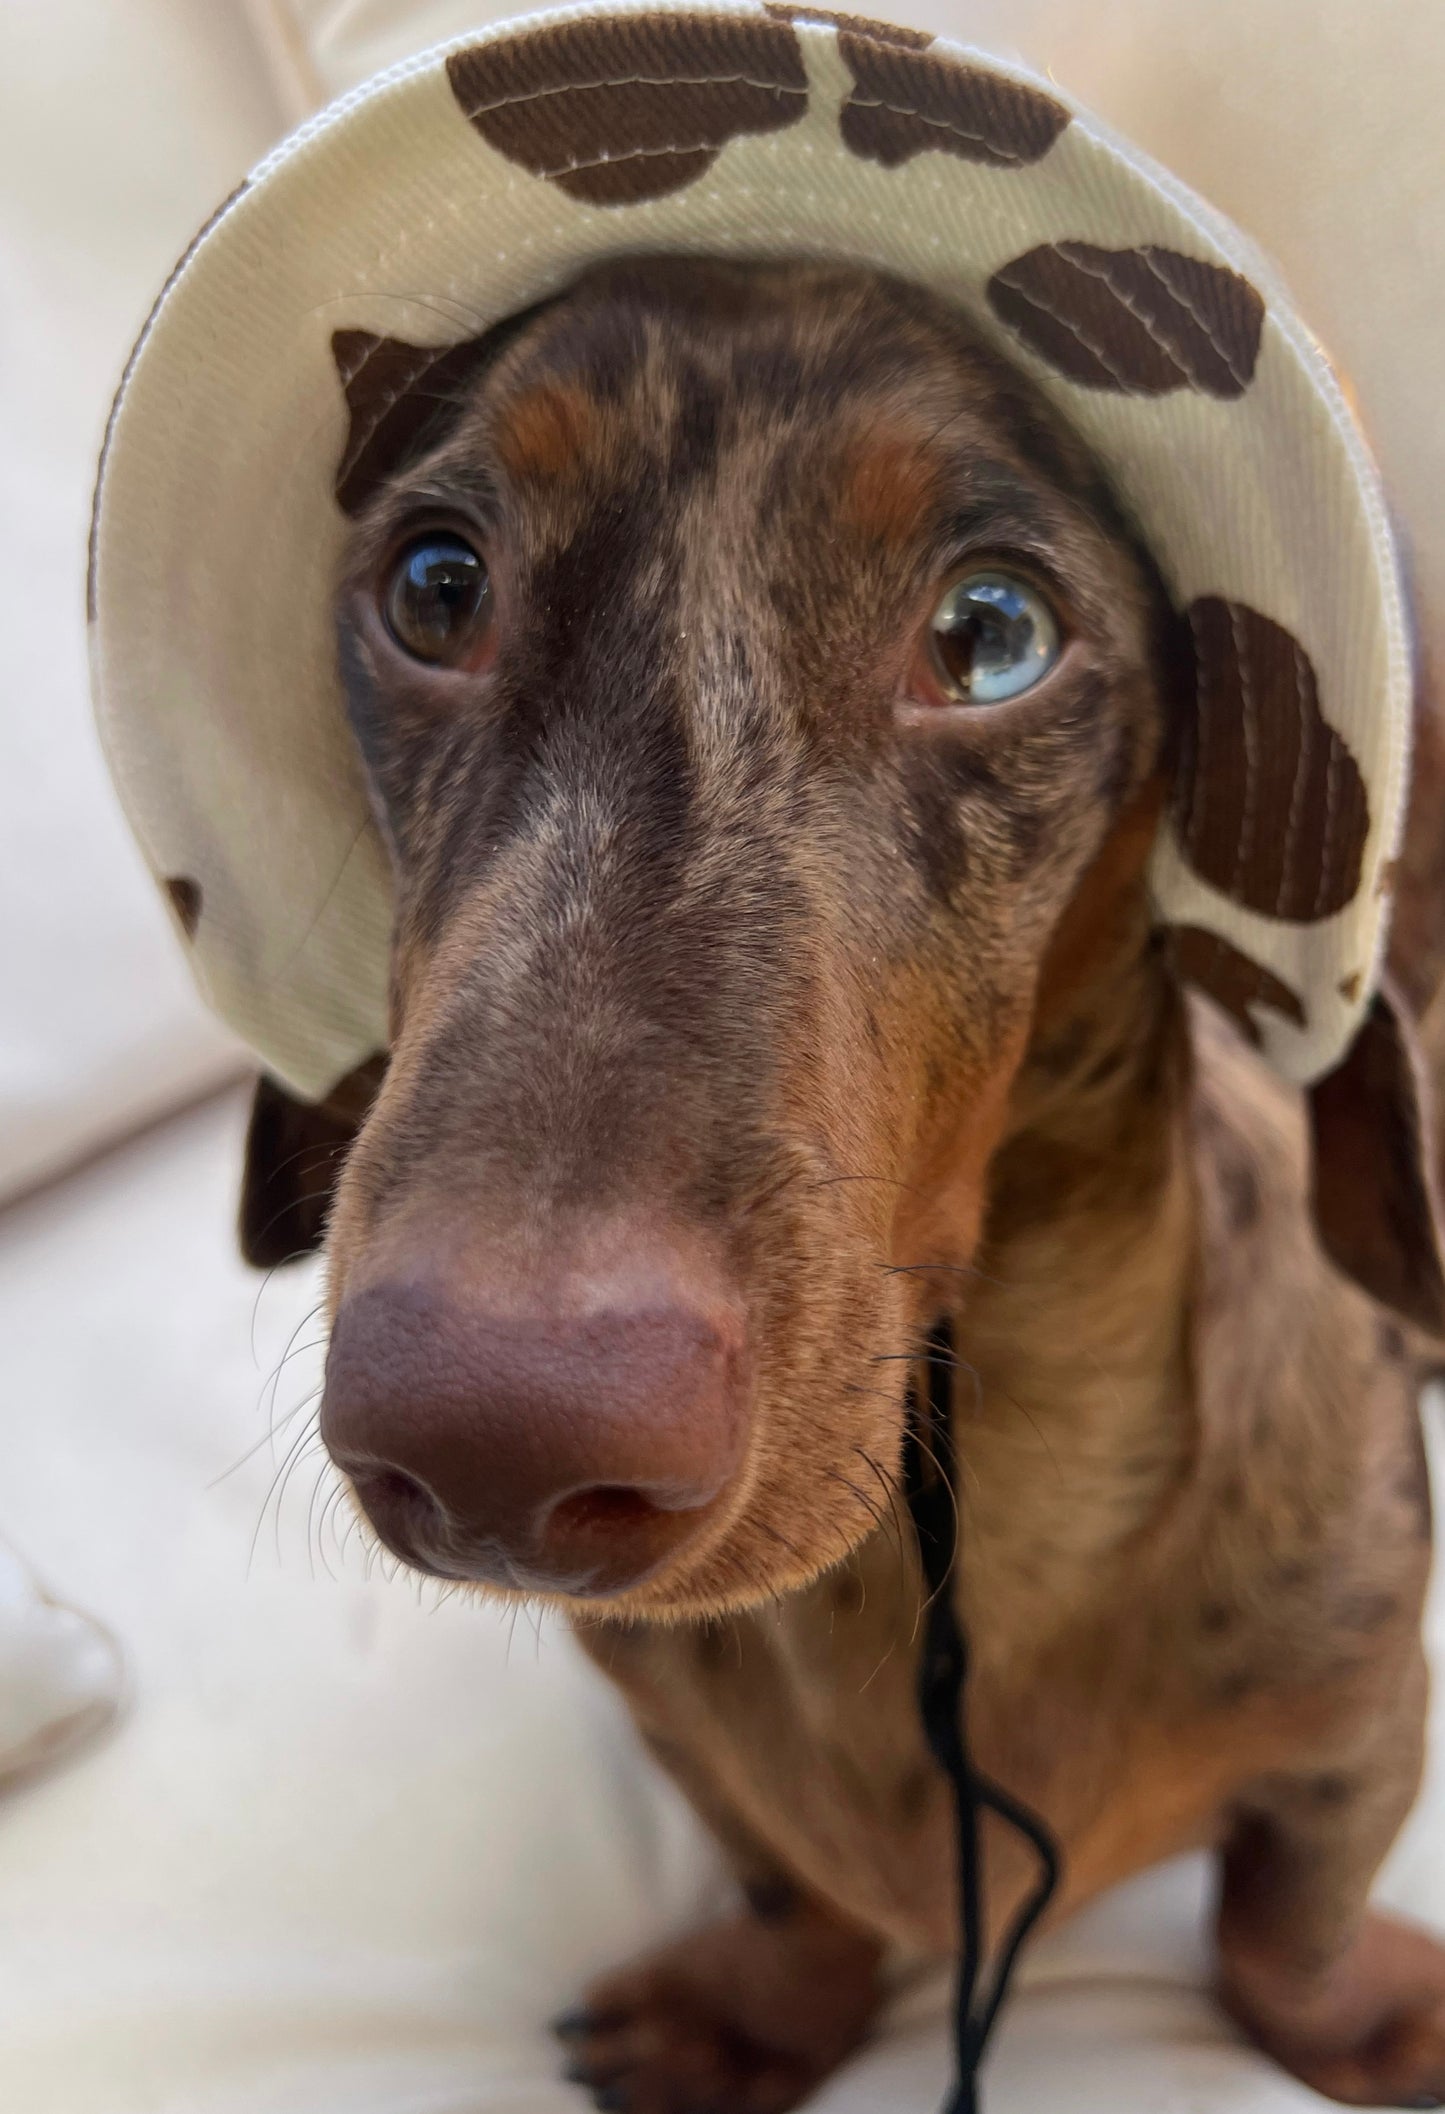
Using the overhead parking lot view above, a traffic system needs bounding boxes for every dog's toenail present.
[552,2008,596,2041]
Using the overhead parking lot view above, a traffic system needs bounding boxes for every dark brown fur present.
[244,258,1445,2109]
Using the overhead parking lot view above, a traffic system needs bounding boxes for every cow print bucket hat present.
[90,0,1411,1100]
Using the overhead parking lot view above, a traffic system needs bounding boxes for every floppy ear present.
[238,1054,388,1269]
[1308,976,1445,1334]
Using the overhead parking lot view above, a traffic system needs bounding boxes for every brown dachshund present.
[240,257,1445,2111]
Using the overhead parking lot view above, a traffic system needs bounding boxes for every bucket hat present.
[88,0,1411,1094]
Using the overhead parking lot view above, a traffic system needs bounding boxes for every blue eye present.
[929,570,1061,704]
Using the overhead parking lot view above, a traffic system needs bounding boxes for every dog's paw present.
[553,1906,880,2113]
[554,1995,814,2114]
[1226,1912,1445,2107]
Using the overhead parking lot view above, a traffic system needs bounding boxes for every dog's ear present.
[1308,977,1445,1334]
[238,1053,388,1269]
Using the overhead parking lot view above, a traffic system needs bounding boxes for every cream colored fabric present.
[2,1090,1443,2112]
[0,0,279,1202]
[90,0,1411,1100]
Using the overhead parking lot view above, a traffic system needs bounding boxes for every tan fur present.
[839,428,944,547]
[494,378,605,483]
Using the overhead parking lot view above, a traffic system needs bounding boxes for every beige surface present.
[0,0,271,1201]
[0,1087,1443,2111]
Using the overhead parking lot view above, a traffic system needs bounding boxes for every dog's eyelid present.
[933,517,1067,586]
[365,468,503,549]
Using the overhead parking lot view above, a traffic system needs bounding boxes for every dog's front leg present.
[556,1882,884,2114]
[1217,1643,1445,2107]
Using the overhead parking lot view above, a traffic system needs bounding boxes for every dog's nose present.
[320,1251,748,1596]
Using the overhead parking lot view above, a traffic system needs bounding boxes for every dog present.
[238,255,1445,2111]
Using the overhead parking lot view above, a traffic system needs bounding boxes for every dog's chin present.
[632,1485,893,1622]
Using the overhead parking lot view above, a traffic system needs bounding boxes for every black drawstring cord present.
[903,1318,1063,2114]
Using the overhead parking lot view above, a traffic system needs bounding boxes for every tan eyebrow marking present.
[494,381,604,482]
[839,429,940,546]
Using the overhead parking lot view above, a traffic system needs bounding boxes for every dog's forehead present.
[465,262,1045,497]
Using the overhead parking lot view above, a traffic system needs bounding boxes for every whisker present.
[245,1183,346,1257]
[823,1466,890,1546]
[250,1250,324,1364]
[209,1380,323,1487]
[261,1302,329,1438]
[856,1445,911,1557]
[753,1515,810,1573]
[247,1412,320,1577]
[805,1171,924,1197]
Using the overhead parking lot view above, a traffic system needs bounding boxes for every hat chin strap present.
[904,1320,1063,2114]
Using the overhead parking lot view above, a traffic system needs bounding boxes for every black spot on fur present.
[899,749,971,905]
[1219,1146,1262,1233]
[1214,1666,1261,1706]
[744,1875,799,1922]
[1335,1588,1397,1632]
[670,358,722,484]
[1082,1039,1130,1093]
[1033,1017,1088,1080]
[895,1762,936,1824]
[1376,1317,1408,1363]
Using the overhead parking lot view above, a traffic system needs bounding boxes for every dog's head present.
[238,256,1439,1616]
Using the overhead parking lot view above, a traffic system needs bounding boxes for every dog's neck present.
[947,858,1196,1665]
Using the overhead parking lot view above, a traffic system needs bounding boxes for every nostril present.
[545,1485,665,1542]
[323,1262,750,1592]
[349,1465,446,1547]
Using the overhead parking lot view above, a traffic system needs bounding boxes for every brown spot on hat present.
[331,329,498,517]
[1174,597,1370,921]
[164,876,202,938]
[1172,926,1306,1048]
[837,32,1069,168]
[988,243,1264,398]
[446,12,808,207]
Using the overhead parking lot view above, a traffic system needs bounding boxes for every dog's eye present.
[384,534,492,666]
[928,571,1060,704]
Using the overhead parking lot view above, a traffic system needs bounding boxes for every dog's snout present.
[321,1250,749,1596]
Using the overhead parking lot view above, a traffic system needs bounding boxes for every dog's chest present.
[583,1538,1223,1956]
[584,1517,1294,1957]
